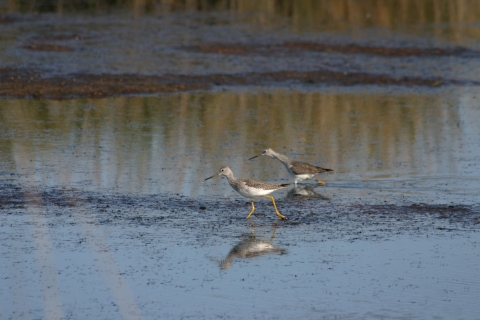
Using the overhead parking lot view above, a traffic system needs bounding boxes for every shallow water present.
[2,2,480,319]
[1,88,480,319]
[2,210,480,319]
[1,88,480,204]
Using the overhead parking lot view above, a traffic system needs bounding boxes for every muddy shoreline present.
[1,66,476,99]
[2,40,480,99]
[2,181,479,238]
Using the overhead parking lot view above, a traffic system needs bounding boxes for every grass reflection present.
[2,1,480,41]
[0,89,463,196]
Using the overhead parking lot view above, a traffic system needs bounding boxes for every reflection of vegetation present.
[0,89,461,194]
[2,0,480,40]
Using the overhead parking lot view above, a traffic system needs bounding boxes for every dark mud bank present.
[3,41,480,99]
[1,67,477,99]
[2,181,479,241]
[183,41,479,57]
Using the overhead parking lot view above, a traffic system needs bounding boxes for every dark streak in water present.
[0,67,476,99]
[23,44,74,52]
[183,42,479,58]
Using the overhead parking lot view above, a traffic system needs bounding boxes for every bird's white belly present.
[294,173,316,181]
[236,185,274,198]
[286,164,315,181]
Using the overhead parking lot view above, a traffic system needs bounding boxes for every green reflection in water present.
[0,88,478,201]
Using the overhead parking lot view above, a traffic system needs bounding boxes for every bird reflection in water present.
[220,221,286,270]
[286,184,330,200]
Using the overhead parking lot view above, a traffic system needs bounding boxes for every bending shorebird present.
[249,148,333,186]
[204,166,288,220]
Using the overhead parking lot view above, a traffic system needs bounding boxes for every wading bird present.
[249,148,333,186]
[205,166,288,220]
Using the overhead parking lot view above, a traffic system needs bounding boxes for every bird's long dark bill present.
[248,155,260,160]
[204,172,219,181]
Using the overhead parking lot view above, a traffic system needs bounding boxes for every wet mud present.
[183,41,478,58]
[0,15,16,24]
[2,11,479,99]
[21,34,87,52]
[0,66,474,99]
[23,43,74,52]
[2,181,478,240]
[0,68,208,98]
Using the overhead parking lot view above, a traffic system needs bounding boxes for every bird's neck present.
[271,152,290,165]
[224,173,237,185]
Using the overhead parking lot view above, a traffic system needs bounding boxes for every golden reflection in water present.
[0,89,467,196]
[2,0,480,41]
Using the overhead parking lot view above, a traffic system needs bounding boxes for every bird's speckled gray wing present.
[289,160,333,175]
[239,178,289,190]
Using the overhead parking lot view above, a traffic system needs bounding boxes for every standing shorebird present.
[204,166,288,220]
[249,148,333,186]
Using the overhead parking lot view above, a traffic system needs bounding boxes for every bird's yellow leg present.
[245,201,255,219]
[263,195,287,220]
[315,179,326,185]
